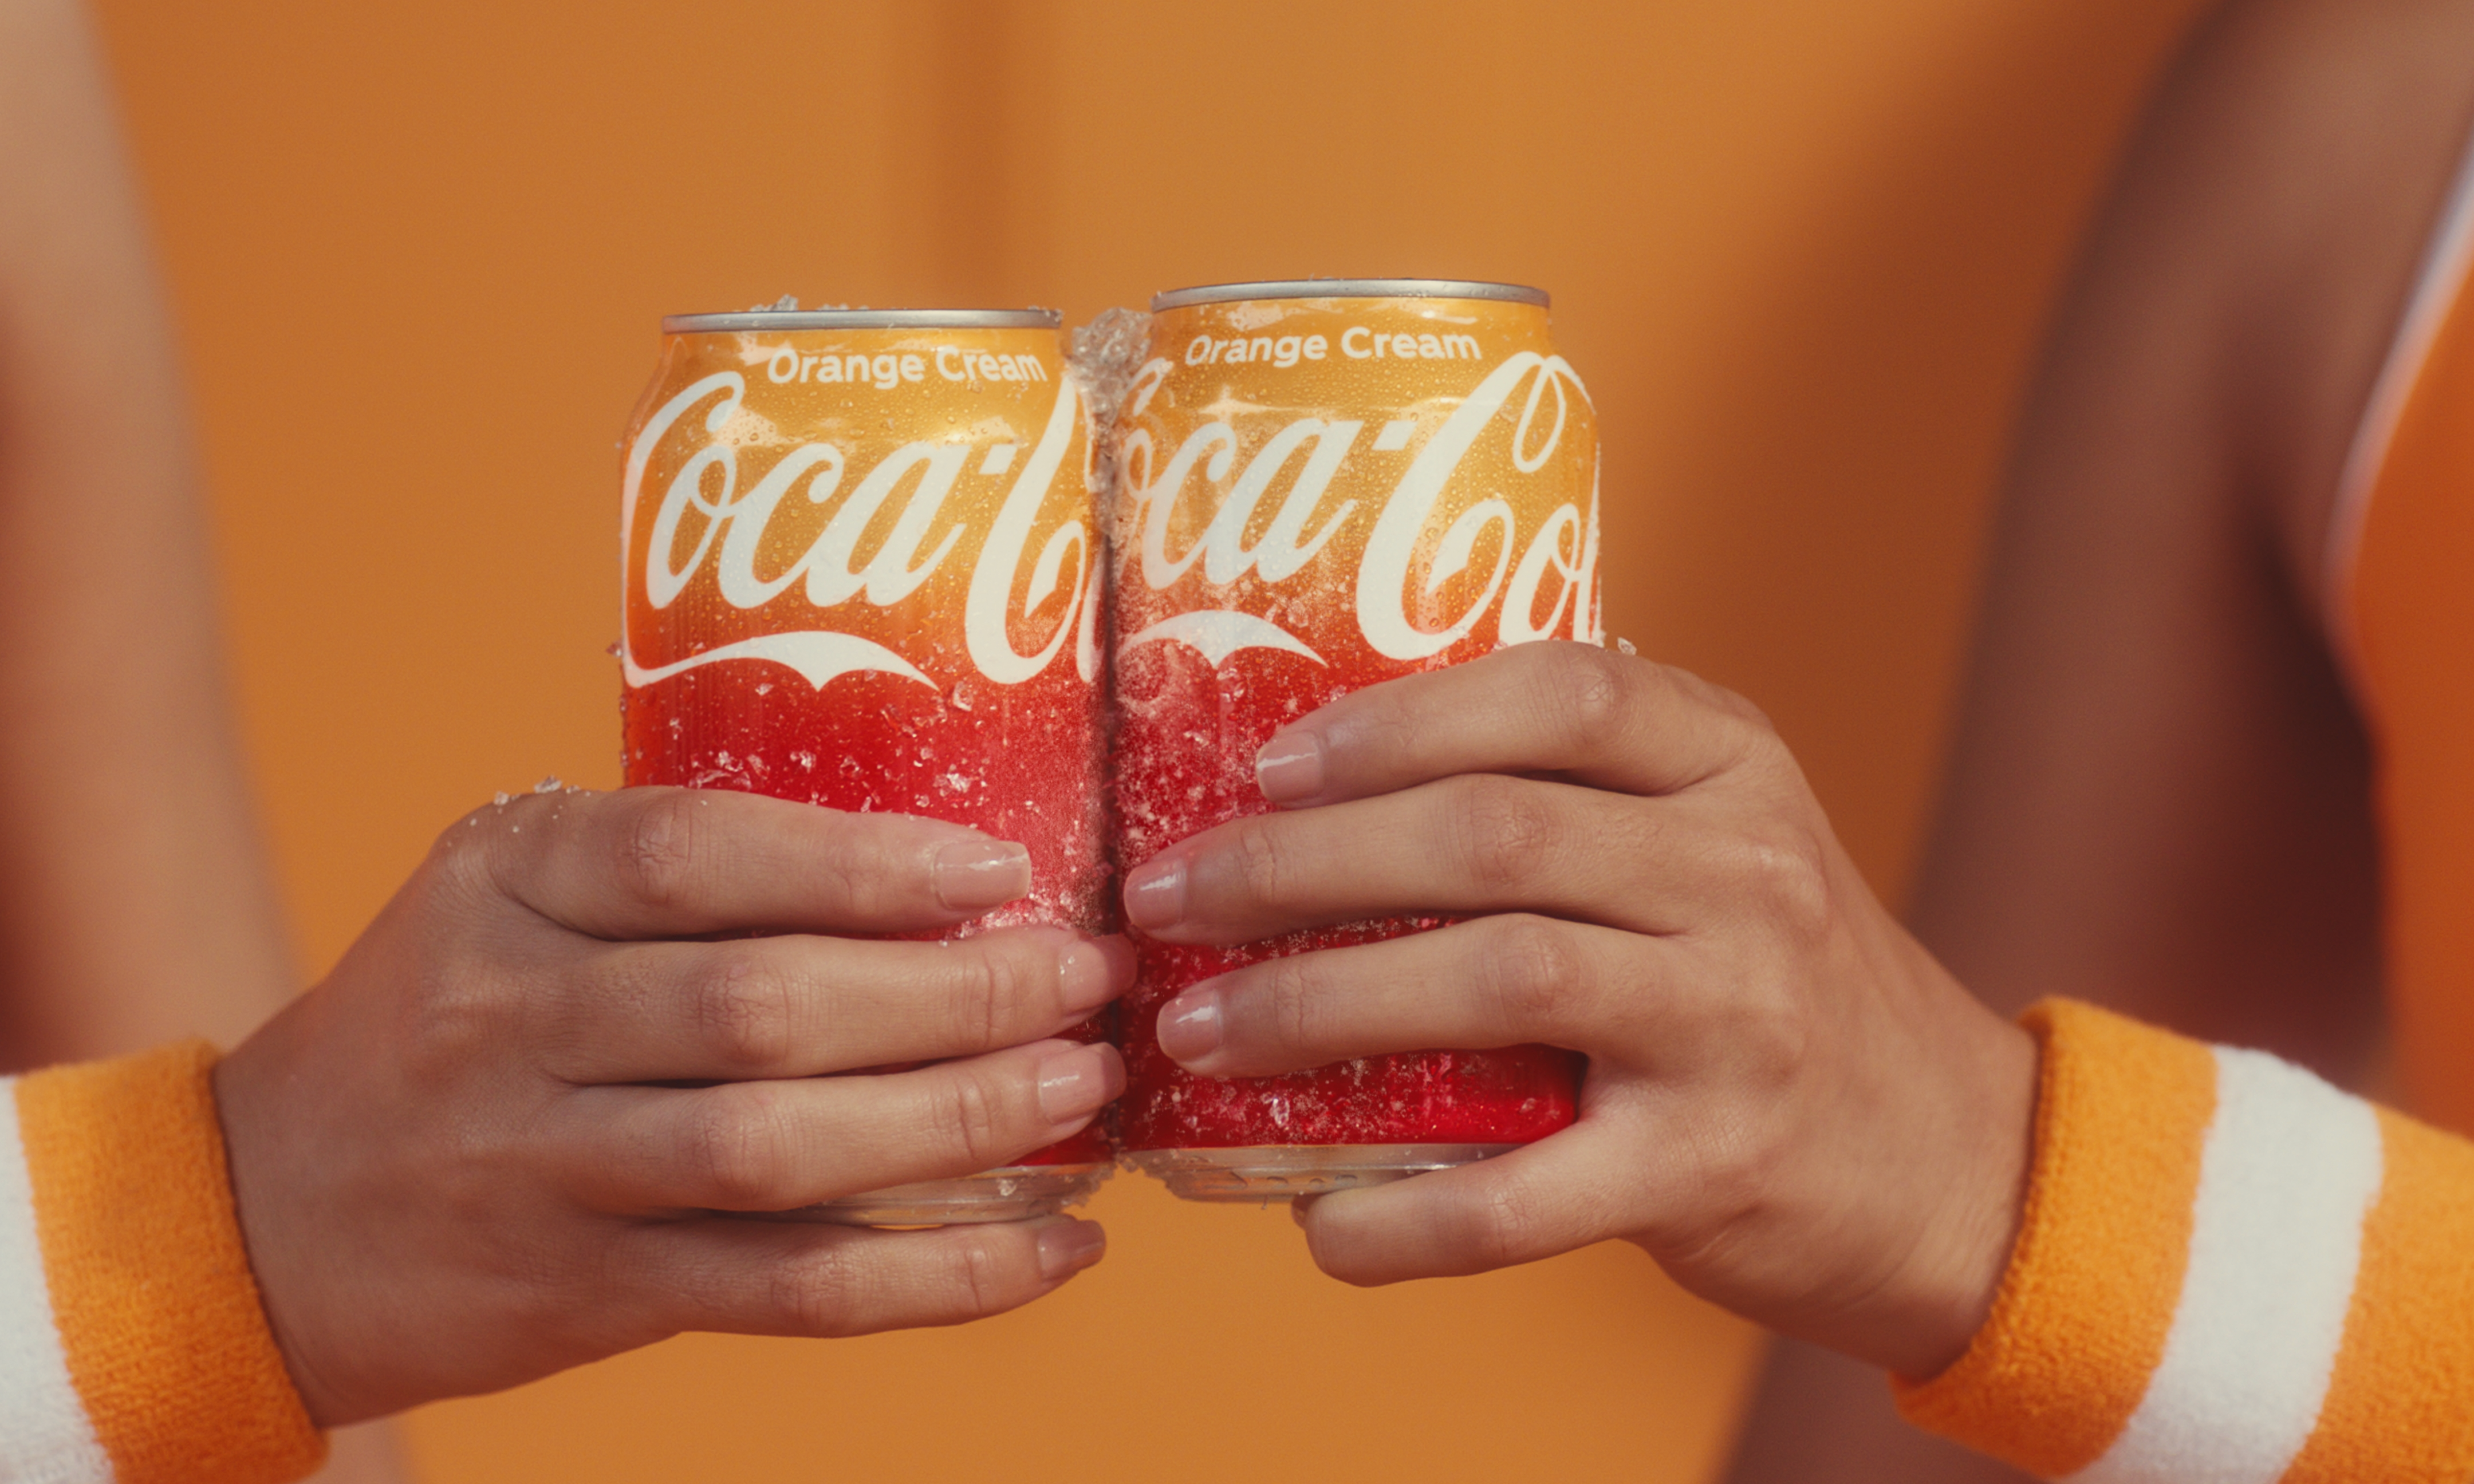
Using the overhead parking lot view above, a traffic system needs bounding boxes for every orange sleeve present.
[2,1041,325,1484]
[1896,1000,2474,1481]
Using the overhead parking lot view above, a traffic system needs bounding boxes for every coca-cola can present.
[620,306,1112,1225]
[1108,279,1601,1201]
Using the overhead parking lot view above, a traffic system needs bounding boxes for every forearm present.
[0,0,294,1067]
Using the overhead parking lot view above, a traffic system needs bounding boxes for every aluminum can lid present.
[1149,278,1547,311]
[660,307,1063,333]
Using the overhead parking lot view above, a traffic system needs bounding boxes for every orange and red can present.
[1107,279,1601,1199]
[619,306,1111,1224]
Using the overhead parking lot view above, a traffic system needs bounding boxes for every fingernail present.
[1256,730,1326,803]
[933,839,1031,911]
[1059,936,1135,1015]
[1155,988,1224,1064]
[1036,1043,1124,1124]
[1037,1219,1107,1280]
[1123,856,1187,931]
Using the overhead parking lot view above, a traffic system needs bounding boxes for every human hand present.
[1121,642,2034,1378]
[215,786,1129,1426]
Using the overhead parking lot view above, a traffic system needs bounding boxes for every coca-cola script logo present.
[1114,349,1602,667]
[620,369,1101,692]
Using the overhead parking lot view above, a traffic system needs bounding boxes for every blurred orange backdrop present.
[89,2,2204,1480]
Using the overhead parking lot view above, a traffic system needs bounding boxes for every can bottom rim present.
[1128,1144,1518,1203]
[743,1163,1113,1228]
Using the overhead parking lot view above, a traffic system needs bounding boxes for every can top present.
[662,307,1063,334]
[1149,278,1548,311]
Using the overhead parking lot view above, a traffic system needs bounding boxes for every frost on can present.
[1108,279,1602,1202]
[620,306,1111,1225]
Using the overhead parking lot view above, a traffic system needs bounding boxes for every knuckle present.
[397,960,505,1082]
[1638,662,1779,781]
[1353,693,1423,769]
[1482,915,1581,1029]
[427,811,485,873]
[1465,1175,1549,1270]
[1664,662,1771,733]
[936,1232,1017,1320]
[683,1086,790,1208]
[1733,821,1835,937]
[694,950,795,1073]
[929,1068,1014,1170]
[1258,954,1327,1053]
[1732,979,1817,1088]
[427,809,510,906]
[1545,644,1629,754]
[952,942,1041,1050]
[1451,775,1558,891]
[1714,698,1787,776]
[1735,724,1801,783]
[816,830,894,921]
[1709,681,1776,735]
[1228,816,1294,906]
[615,790,703,913]
[778,1240,866,1336]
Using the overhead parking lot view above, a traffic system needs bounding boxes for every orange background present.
[89,2,2204,1479]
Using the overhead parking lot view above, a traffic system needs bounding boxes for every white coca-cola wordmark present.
[620,370,1101,691]
[1116,350,1601,667]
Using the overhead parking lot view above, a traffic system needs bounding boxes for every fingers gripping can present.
[620,307,1111,1225]
[1109,281,1600,1200]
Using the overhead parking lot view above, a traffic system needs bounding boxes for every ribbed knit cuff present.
[15,1041,326,1483]
[1892,1000,2216,1477]
[1893,999,2474,1482]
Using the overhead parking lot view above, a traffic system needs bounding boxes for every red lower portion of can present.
[623,666,1109,932]
[624,662,1112,1171]
[1112,639,1579,1151]
[1121,924,1580,1150]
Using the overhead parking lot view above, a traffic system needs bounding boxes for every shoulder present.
[2137,0,2474,614]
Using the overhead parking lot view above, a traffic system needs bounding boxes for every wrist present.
[214,1014,353,1428]
[1806,955,2039,1381]
[1888,1007,2039,1378]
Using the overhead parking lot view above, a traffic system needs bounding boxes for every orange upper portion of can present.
[1112,294,1602,676]
[620,323,1100,697]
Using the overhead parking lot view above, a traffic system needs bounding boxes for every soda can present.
[1108,279,1601,1201]
[620,306,1112,1225]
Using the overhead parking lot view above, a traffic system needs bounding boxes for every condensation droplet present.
[493,791,510,806]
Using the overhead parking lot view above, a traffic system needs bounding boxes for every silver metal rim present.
[1151,278,1547,311]
[663,307,1062,334]
[1127,1144,1518,1202]
[743,1164,1111,1227]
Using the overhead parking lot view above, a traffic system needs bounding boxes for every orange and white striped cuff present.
[0,1041,324,1484]
[1897,999,2474,1481]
